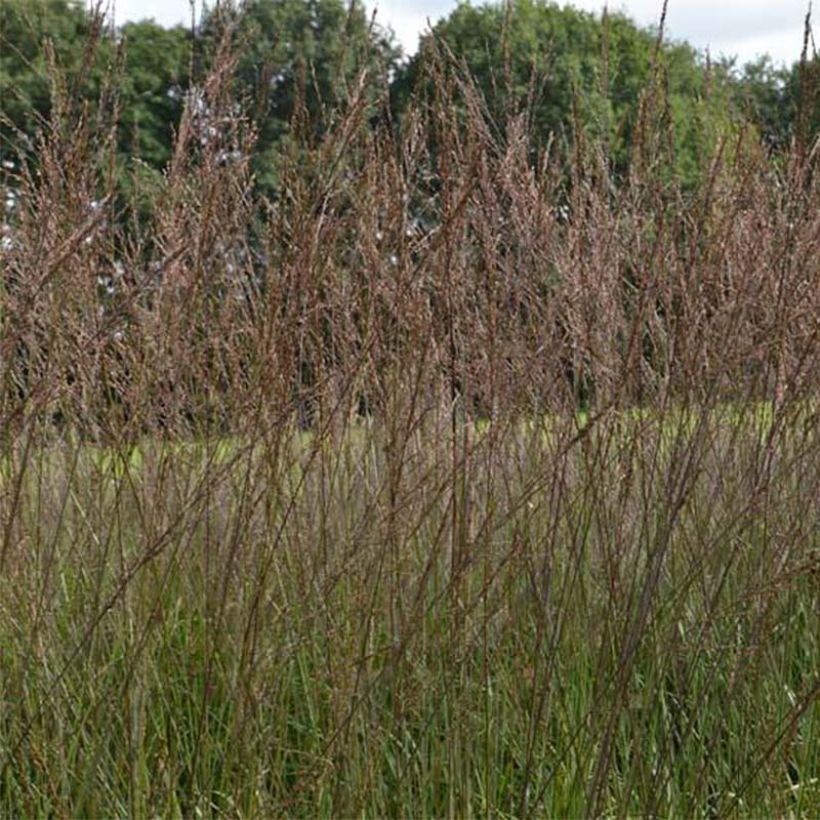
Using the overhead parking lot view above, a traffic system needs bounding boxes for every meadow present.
[1,22,818,817]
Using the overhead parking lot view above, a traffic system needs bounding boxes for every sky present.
[110,0,815,68]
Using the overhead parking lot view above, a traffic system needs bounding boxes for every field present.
[1,21,819,818]
[1,403,818,815]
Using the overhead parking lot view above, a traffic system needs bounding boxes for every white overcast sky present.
[109,0,815,67]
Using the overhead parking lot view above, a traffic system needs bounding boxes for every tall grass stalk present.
[0,13,818,817]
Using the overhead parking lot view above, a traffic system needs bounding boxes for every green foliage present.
[392,0,740,185]
[792,53,820,147]
[731,52,819,151]
[731,56,796,150]
[2,0,398,192]
[0,1,190,179]
[394,0,605,136]
[1,0,811,193]
[201,0,400,192]
[116,21,192,170]
[0,0,100,160]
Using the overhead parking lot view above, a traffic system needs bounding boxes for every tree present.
[116,21,192,171]
[790,52,820,149]
[390,0,738,184]
[201,0,400,193]
[0,1,191,173]
[0,0,98,163]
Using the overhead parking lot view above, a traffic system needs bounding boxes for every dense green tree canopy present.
[391,0,742,182]
[714,51,819,157]
[200,0,400,191]
[2,0,398,182]
[116,20,192,170]
[1,0,96,162]
[0,0,192,175]
[1,0,812,188]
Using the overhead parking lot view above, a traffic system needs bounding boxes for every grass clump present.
[0,9,818,817]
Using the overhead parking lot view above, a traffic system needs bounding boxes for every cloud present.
[572,1,811,63]
[113,0,814,66]
[111,0,193,27]
[373,0,454,54]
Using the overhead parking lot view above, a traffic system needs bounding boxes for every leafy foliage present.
[2,0,813,192]
[391,0,742,184]
[200,0,400,192]
[0,0,100,162]
[116,20,192,170]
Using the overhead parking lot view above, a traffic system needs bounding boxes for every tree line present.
[1,0,817,195]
